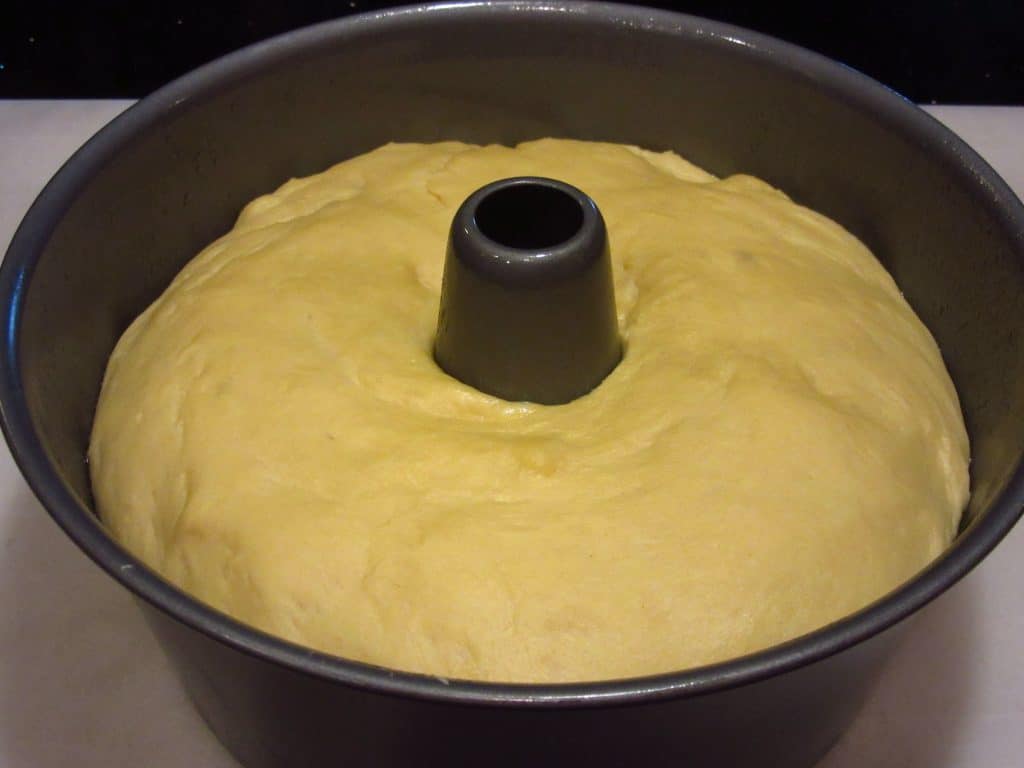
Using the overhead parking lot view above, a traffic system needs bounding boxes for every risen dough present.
[90,139,969,682]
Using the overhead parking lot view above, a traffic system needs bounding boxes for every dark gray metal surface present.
[435,177,621,404]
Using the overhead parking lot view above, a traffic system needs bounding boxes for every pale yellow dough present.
[90,139,969,683]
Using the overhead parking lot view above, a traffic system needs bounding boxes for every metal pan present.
[2,3,1022,766]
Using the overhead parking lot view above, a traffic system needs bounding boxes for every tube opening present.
[474,183,584,250]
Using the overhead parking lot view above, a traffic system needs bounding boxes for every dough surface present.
[90,139,969,683]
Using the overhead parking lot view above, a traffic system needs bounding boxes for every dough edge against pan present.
[89,138,970,683]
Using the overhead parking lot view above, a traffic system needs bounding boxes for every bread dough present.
[89,139,969,683]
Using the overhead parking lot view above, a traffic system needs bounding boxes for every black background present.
[3,0,1023,102]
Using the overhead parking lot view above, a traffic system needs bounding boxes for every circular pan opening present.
[474,183,584,250]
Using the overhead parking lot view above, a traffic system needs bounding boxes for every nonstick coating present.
[2,2,1023,766]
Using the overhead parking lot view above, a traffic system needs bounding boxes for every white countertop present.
[1,101,1022,768]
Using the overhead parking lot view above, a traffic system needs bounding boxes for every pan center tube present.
[434,177,622,405]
